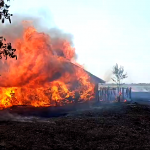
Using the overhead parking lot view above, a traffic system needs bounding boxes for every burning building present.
[0,23,105,109]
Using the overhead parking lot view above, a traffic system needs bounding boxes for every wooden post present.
[129,87,132,101]
[102,88,104,100]
[105,88,107,101]
[98,90,100,102]
[126,88,129,97]
[122,87,124,101]
[108,87,110,102]
[100,88,102,101]
[94,84,99,103]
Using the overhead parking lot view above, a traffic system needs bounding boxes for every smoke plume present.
[0,15,78,87]
[103,70,112,83]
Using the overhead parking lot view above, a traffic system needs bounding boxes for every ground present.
[0,102,150,150]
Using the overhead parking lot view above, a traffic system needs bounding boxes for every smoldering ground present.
[0,102,129,122]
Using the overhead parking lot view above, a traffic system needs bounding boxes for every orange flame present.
[0,23,95,109]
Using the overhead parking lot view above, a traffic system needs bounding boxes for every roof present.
[70,62,105,84]
[86,71,105,84]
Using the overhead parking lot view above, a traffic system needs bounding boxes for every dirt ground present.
[0,102,150,150]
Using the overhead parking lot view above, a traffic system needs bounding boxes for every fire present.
[0,23,95,109]
[0,88,17,108]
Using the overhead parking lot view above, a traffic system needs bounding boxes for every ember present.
[0,23,95,109]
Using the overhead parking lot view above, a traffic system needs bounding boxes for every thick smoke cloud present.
[0,15,78,87]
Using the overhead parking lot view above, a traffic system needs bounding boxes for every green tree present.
[0,0,17,76]
[111,63,127,86]
[0,0,13,23]
[111,63,128,102]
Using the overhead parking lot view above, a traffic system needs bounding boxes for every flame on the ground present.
[124,99,127,103]
[0,23,94,109]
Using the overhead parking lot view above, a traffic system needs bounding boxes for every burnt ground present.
[0,102,150,150]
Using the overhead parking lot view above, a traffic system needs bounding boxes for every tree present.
[0,0,13,24]
[0,37,17,60]
[0,0,17,76]
[111,63,127,86]
[111,63,127,102]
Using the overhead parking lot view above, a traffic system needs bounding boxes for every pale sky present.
[8,0,150,83]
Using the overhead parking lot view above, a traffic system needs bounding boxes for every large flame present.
[0,23,94,109]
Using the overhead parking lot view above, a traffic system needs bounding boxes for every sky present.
[7,0,150,83]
